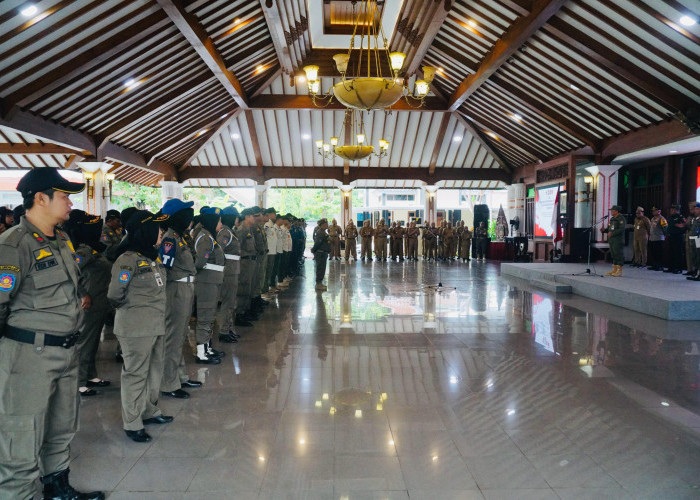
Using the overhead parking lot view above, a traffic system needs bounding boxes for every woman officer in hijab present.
[107,210,173,443]
[64,210,112,396]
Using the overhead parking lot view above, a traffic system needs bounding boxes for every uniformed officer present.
[685,201,697,276]
[389,221,397,259]
[686,203,700,281]
[0,168,104,499]
[648,206,667,271]
[108,210,173,443]
[263,207,278,295]
[235,208,258,325]
[344,220,358,261]
[406,221,419,260]
[395,221,406,261]
[374,219,388,261]
[460,223,473,262]
[632,206,650,267]
[215,206,242,343]
[158,199,201,400]
[359,219,373,261]
[665,204,686,274]
[312,218,331,291]
[251,207,269,311]
[423,223,436,260]
[193,207,225,364]
[443,222,455,260]
[475,221,489,260]
[437,221,446,260]
[329,218,342,260]
[101,209,122,260]
[602,205,626,276]
[64,210,112,397]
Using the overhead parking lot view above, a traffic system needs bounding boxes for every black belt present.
[241,255,256,260]
[3,325,79,348]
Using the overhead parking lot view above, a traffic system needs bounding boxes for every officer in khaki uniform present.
[460,224,472,261]
[101,209,122,261]
[632,206,650,267]
[158,199,200,400]
[65,210,112,396]
[423,223,437,260]
[389,222,397,259]
[329,219,342,260]
[251,207,268,310]
[686,203,700,281]
[359,220,373,261]
[0,168,104,499]
[235,208,258,325]
[194,207,225,363]
[602,205,626,276]
[108,210,173,443]
[374,219,388,261]
[311,218,331,291]
[406,221,419,260]
[344,220,358,261]
[215,206,241,343]
[395,221,406,261]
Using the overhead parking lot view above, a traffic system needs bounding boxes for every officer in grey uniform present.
[65,210,112,396]
[101,209,122,261]
[235,208,258,325]
[251,207,269,311]
[215,206,241,343]
[194,207,225,363]
[0,168,104,499]
[311,218,331,291]
[158,199,201,399]
[108,210,173,443]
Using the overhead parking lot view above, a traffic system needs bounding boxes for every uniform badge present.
[74,255,83,265]
[163,242,173,254]
[154,272,164,287]
[204,251,211,259]
[65,240,75,252]
[137,260,149,267]
[0,273,15,292]
[118,271,131,283]
[33,247,53,260]
[32,232,44,242]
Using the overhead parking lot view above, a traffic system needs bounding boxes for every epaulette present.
[0,225,27,248]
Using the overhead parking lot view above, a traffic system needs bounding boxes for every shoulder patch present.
[74,255,83,265]
[0,273,16,292]
[118,270,131,283]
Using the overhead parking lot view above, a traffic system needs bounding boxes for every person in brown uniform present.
[423,223,436,260]
[344,220,358,261]
[215,206,242,344]
[389,222,397,260]
[329,218,342,261]
[0,168,104,499]
[443,222,455,260]
[406,221,419,260]
[437,221,447,260]
[460,224,473,262]
[395,221,406,261]
[359,220,374,261]
[631,206,651,267]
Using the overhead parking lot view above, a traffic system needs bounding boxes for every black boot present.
[206,342,225,359]
[235,314,254,327]
[219,332,238,343]
[42,468,105,500]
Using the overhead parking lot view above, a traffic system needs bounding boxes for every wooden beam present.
[249,94,447,112]
[64,155,80,169]
[453,113,512,173]
[488,77,600,150]
[448,0,567,111]
[259,0,294,75]
[404,1,452,77]
[251,68,283,99]
[182,109,244,168]
[155,0,249,109]
[600,119,696,163]
[428,114,452,175]
[6,12,171,108]
[180,166,512,184]
[545,18,695,113]
[459,112,541,162]
[0,143,87,155]
[99,141,177,179]
[244,110,264,176]
[500,0,532,16]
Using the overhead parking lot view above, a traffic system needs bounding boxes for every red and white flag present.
[551,187,563,242]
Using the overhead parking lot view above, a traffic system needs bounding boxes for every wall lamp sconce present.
[82,171,95,199]
[103,173,116,201]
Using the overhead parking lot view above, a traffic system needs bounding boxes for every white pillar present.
[81,171,112,217]
[254,184,268,207]
[423,186,438,224]
[161,180,184,206]
[506,183,525,236]
[340,185,353,229]
[586,165,622,242]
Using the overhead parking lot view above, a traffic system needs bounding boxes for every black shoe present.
[161,389,190,399]
[243,311,260,321]
[85,379,110,388]
[181,379,202,388]
[41,468,105,500]
[219,333,238,343]
[125,429,152,442]
[79,388,99,397]
[207,346,225,359]
[673,270,683,274]
[663,268,673,273]
[115,352,123,363]
[196,355,221,365]
[143,415,174,425]
[235,316,254,327]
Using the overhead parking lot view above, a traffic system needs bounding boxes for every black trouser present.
[315,251,328,284]
[668,234,685,271]
[648,240,663,268]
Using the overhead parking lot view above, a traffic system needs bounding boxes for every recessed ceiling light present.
[453,136,462,142]
[298,75,306,83]
[234,18,241,24]
[302,134,311,140]
[506,409,516,416]
[197,129,208,136]
[220,114,227,119]
[511,113,523,122]
[680,15,696,27]
[231,133,240,139]
[468,20,477,28]
[570,84,579,91]
[21,4,38,16]
[256,65,264,72]
[669,150,678,153]
[661,401,670,407]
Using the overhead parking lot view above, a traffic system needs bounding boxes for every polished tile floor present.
[71,259,700,499]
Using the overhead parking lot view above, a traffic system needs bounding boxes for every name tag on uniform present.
[154,272,164,287]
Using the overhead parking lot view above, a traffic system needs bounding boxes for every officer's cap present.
[240,208,252,217]
[609,205,622,212]
[636,206,644,212]
[199,206,210,214]
[200,206,221,215]
[264,207,276,214]
[318,218,328,226]
[161,198,194,216]
[695,203,700,209]
[67,209,102,227]
[120,207,138,226]
[652,206,660,211]
[221,206,239,217]
[671,204,681,210]
[105,209,121,221]
[17,167,85,198]
[250,206,262,215]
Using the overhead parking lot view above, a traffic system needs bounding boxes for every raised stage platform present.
[501,262,700,321]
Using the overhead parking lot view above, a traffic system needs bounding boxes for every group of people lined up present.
[0,168,310,500]
[631,202,700,279]
[320,218,490,263]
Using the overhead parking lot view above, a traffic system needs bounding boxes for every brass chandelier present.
[316,108,389,161]
[303,0,437,111]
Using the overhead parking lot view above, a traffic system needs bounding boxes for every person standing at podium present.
[602,205,626,277]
